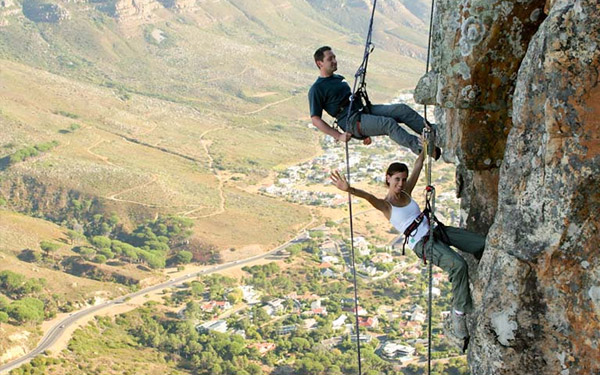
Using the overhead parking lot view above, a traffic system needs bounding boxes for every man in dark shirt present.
[308,46,440,158]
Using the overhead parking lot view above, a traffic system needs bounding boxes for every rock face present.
[417,0,600,374]
[1,0,15,8]
[155,0,195,10]
[416,0,547,230]
[96,0,161,31]
[22,0,70,23]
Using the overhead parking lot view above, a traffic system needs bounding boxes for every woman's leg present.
[413,239,473,313]
[443,226,486,256]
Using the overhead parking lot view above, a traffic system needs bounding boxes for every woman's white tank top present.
[389,197,429,250]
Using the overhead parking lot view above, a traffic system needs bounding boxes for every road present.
[0,235,304,374]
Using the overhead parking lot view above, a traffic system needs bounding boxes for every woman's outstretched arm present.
[404,137,426,195]
[330,170,391,219]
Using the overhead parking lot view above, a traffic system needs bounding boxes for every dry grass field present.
[0,0,438,369]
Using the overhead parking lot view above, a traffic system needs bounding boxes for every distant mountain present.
[306,0,431,58]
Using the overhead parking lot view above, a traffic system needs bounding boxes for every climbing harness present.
[343,2,378,375]
[342,0,377,135]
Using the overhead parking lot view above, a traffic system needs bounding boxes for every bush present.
[97,247,115,259]
[93,254,107,264]
[91,236,112,249]
[7,141,59,165]
[175,250,193,265]
[8,297,45,323]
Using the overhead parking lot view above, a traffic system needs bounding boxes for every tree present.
[76,246,96,261]
[20,278,44,295]
[91,236,112,249]
[66,230,85,245]
[0,270,25,297]
[246,363,263,375]
[226,288,243,305]
[39,241,60,258]
[190,281,204,296]
[175,250,193,265]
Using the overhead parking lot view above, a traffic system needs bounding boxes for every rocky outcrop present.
[1,0,15,8]
[155,0,195,11]
[0,0,19,27]
[22,0,69,23]
[417,0,600,374]
[96,0,161,31]
[472,1,600,374]
[416,0,547,230]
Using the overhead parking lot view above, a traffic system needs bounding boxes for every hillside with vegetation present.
[0,1,468,374]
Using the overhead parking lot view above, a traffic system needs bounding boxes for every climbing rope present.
[341,0,442,373]
[344,0,377,124]
[343,2,378,375]
[423,0,437,373]
[344,143,363,375]
[422,132,436,375]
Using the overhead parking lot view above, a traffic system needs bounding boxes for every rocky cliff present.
[22,0,69,23]
[416,0,600,374]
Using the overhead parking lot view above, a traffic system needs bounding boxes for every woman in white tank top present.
[330,143,486,342]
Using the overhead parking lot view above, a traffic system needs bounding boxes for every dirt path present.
[202,66,250,83]
[244,96,295,115]
[180,127,227,219]
[86,139,114,166]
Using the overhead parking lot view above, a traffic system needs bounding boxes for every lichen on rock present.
[416,0,600,373]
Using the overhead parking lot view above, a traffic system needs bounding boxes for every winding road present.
[0,234,307,374]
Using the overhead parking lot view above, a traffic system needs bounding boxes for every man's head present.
[314,46,337,76]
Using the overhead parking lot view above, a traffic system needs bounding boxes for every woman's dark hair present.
[385,162,409,186]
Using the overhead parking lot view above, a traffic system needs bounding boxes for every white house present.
[422,287,441,298]
[332,314,348,330]
[240,285,261,304]
[322,255,340,264]
[381,342,415,362]
[354,236,370,256]
[197,320,228,333]
[322,269,337,278]
[320,240,338,255]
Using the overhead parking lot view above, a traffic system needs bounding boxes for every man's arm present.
[311,116,352,142]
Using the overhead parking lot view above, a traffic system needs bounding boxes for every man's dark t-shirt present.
[308,74,352,118]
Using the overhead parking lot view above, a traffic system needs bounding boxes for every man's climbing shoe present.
[433,146,442,161]
[419,146,442,160]
[451,310,469,339]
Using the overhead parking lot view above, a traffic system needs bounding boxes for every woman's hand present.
[330,170,350,192]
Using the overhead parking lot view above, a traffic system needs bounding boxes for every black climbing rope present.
[423,0,438,373]
[343,2,378,375]
[423,135,436,375]
[342,0,442,373]
[343,0,377,125]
